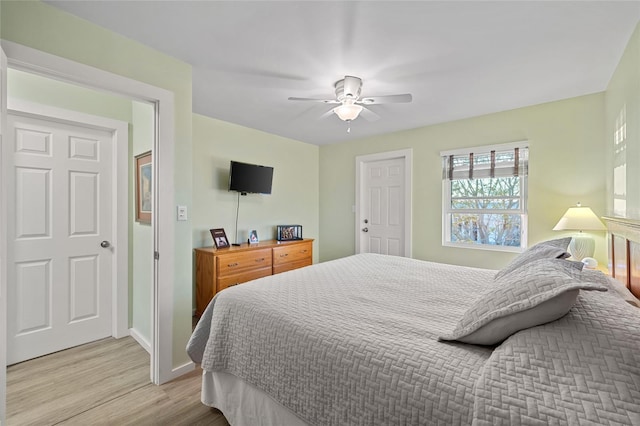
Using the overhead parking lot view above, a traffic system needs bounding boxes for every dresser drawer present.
[272,241,312,266]
[217,266,273,292]
[216,248,272,277]
[273,257,312,275]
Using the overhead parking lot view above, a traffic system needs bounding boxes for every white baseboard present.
[165,361,195,383]
[129,327,151,355]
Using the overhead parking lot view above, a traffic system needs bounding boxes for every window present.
[441,142,528,252]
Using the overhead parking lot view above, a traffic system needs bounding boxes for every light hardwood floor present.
[7,337,230,425]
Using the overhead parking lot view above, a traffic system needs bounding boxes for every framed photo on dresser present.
[210,228,229,249]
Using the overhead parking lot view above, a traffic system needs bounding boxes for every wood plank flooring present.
[7,336,230,426]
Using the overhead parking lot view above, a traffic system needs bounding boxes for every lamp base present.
[569,235,595,261]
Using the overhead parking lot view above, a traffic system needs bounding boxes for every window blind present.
[443,145,528,180]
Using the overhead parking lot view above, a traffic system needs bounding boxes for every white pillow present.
[440,258,607,345]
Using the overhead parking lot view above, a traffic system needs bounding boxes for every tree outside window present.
[442,144,528,251]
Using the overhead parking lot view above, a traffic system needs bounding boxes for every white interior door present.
[361,158,405,255]
[7,112,113,365]
[356,149,412,257]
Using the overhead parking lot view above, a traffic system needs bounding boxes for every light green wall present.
[131,101,154,344]
[606,21,640,220]
[192,113,319,260]
[7,68,132,122]
[319,93,607,269]
[2,0,193,367]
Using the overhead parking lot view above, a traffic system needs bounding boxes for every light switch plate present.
[177,205,188,221]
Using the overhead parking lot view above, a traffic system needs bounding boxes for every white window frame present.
[441,141,528,253]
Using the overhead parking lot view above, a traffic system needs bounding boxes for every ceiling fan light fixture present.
[333,103,363,121]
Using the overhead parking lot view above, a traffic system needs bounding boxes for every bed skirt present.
[202,370,308,426]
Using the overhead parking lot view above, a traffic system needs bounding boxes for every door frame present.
[7,99,129,343]
[0,40,180,387]
[355,149,413,257]
[1,44,8,425]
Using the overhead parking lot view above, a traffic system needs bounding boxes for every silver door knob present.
[362,227,368,232]
[100,240,111,248]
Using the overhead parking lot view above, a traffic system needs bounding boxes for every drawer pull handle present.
[300,250,307,253]
[228,262,239,267]
[280,253,288,257]
[255,258,265,262]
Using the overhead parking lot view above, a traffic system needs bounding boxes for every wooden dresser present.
[194,239,313,316]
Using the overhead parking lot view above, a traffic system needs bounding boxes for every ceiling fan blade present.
[359,106,380,122]
[318,108,336,120]
[288,97,340,104]
[359,94,413,104]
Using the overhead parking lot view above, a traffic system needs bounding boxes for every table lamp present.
[552,203,606,261]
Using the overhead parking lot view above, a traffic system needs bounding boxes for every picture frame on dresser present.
[277,225,303,241]
[210,228,229,248]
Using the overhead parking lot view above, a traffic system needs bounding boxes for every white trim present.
[152,96,176,385]
[355,149,413,257]
[440,140,529,157]
[7,99,130,339]
[167,360,196,382]
[442,241,525,253]
[129,328,151,355]
[2,40,176,385]
[0,45,8,426]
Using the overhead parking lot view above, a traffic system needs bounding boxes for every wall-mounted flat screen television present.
[228,161,274,194]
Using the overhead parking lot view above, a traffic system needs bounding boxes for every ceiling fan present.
[288,75,412,123]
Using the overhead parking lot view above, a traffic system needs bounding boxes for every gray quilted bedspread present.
[187,254,640,425]
[188,253,496,425]
[472,271,640,425]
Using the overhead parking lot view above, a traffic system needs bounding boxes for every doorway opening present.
[1,40,180,395]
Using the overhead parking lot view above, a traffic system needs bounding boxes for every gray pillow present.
[580,268,640,308]
[439,258,607,345]
[535,236,573,250]
[494,237,572,280]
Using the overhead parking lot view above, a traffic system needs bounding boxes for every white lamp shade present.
[552,206,606,231]
[333,103,363,121]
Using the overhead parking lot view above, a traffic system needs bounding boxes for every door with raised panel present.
[360,157,406,256]
[7,112,113,364]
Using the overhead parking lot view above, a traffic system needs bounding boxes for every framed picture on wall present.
[135,151,152,224]
[210,228,230,249]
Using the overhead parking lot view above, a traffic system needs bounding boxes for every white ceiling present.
[45,1,640,145]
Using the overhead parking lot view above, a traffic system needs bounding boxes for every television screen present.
[228,161,274,194]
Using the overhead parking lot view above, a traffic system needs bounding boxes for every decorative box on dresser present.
[195,239,313,316]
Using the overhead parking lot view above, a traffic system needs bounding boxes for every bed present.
[187,220,640,425]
